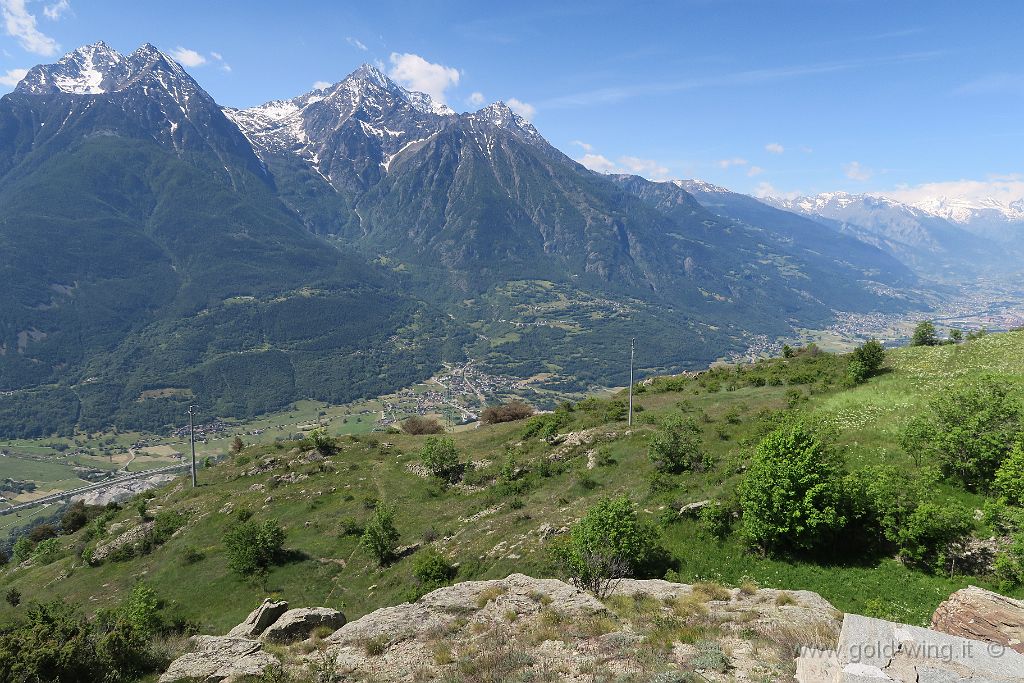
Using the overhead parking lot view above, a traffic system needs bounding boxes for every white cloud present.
[169,46,206,67]
[467,91,485,107]
[571,140,593,153]
[42,0,68,20]
[765,142,785,154]
[313,80,332,90]
[843,161,873,181]
[388,52,460,104]
[578,153,618,173]
[753,181,800,200]
[506,97,535,120]
[878,175,1024,206]
[346,36,368,51]
[716,157,748,169]
[209,51,231,73]
[1,0,59,55]
[747,165,764,177]
[619,155,670,181]
[0,66,26,85]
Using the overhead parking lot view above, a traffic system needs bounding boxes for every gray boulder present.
[158,635,280,683]
[227,598,289,638]
[261,607,346,643]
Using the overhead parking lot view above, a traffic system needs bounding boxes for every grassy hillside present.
[2,332,1024,635]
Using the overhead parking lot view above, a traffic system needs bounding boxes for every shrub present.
[995,443,1024,506]
[61,501,89,534]
[412,547,456,590]
[552,496,664,596]
[360,504,399,565]
[896,502,973,570]
[402,416,445,435]
[420,436,462,483]
[223,519,286,577]
[27,523,58,544]
[12,537,33,563]
[480,401,534,425]
[698,503,734,539]
[648,416,707,474]
[740,424,846,553]
[901,378,1021,490]
[5,588,20,607]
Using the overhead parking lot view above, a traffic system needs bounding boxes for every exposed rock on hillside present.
[161,573,843,682]
[932,585,1024,654]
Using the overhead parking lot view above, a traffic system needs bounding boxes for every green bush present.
[4,588,20,607]
[896,502,973,571]
[851,338,885,375]
[995,443,1024,505]
[901,378,1021,490]
[911,321,939,346]
[411,547,456,590]
[420,436,462,483]
[223,519,286,577]
[360,504,399,566]
[648,416,707,474]
[552,496,664,596]
[740,424,846,553]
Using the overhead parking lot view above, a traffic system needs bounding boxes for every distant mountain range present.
[2,41,1009,437]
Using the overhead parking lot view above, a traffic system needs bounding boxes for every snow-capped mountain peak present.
[466,101,543,144]
[672,178,732,195]
[14,41,203,104]
[902,194,1024,223]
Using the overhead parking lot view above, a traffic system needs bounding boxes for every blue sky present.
[1,0,1021,200]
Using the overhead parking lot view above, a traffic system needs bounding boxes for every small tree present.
[740,424,846,553]
[223,519,286,577]
[851,338,885,375]
[420,436,462,483]
[360,504,399,566]
[995,443,1024,506]
[901,378,1021,490]
[480,401,534,425]
[949,328,964,344]
[5,587,20,607]
[119,582,161,639]
[307,428,337,456]
[648,416,706,473]
[897,502,973,570]
[61,501,89,534]
[553,496,663,597]
[230,436,245,454]
[911,321,939,347]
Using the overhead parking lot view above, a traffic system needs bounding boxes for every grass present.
[2,333,1024,634]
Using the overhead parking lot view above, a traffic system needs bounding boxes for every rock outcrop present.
[226,598,290,639]
[158,635,281,683]
[89,521,154,564]
[932,585,1024,654]
[796,613,1024,682]
[261,607,346,643]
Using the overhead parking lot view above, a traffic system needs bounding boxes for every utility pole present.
[628,338,635,427]
[187,405,198,487]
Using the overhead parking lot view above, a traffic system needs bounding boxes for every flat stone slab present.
[836,614,1024,682]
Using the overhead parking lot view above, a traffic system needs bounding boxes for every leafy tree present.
[27,524,57,544]
[901,378,1021,490]
[223,519,286,577]
[896,502,973,570]
[411,547,456,590]
[782,344,795,358]
[648,416,707,473]
[360,504,399,566]
[420,436,462,482]
[230,435,245,454]
[845,358,869,386]
[949,328,964,344]
[4,588,20,607]
[552,496,663,596]
[118,582,161,639]
[61,501,89,534]
[12,537,33,563]
[911,320,939,346]
[740,424,846,553]
[851,338,885,374]
[995,443,1024,506]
